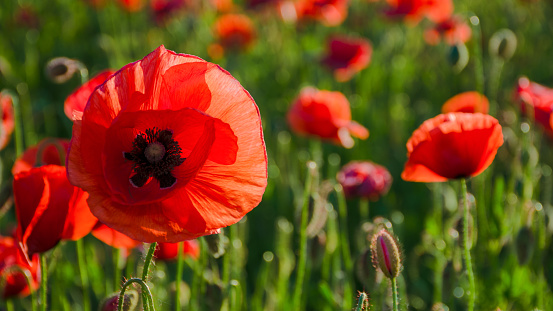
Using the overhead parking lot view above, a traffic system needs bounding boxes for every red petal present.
[92,222,142,249]
[64,70,115,121]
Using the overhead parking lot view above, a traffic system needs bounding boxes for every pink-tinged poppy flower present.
[154,240,200,261]
[514,77,553,136]
[213,14,256,52]
[287,87,368,148]
[0,236,40,299]
[14,165,97,257]
[92,222,142,250]
[291,0,349,26]
[424,15,471,46]
[150,0,187,24]
[385,0,453,24]
[322,36,372,82]
[441,91,489,114]
[336,161,392,201]
[0,92,15,151]
[401,113,503,182]
[65,70,115,121]
[66,45,267,243]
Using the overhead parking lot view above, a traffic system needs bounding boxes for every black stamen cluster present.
[124,127,185,189]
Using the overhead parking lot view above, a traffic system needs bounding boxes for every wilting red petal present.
[0,236,40,299]
[287,87,368,148]
[64,70,115,121]
[12,138,70,175]
[442,91,489,114]
[0,92,15,151]
[67,45,267,242]
[154,240,200,261]
[92,222,142,249]
[401,113,503,182]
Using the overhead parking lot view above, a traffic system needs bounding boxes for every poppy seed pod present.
[370,229,402,279]
[489,28,517,61]
[45,57,80,84]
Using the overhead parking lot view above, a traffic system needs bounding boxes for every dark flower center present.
[124,127,185,189]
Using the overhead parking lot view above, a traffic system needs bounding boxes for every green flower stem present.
[175,242,184,311]
[355,292,369,311]
[359,198,369,221]
[3,91,24,156]
[461,178,476,311]
[140,242,158,311]
[40,254,47,311]
[292,161,315,310]
[113,248,122,291]
[76,239,90,311]
[392,277,399,311]
[118,278,154,311]
[335,184,353,309]
[469,15,485,95]
[6,299,14,311]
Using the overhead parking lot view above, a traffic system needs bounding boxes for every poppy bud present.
[515,226,535,265]
[99,290,139,311]
[355,291,369,311]
[336,161,392,201]
[489,29,517,61]
[370,229,402,279]
[448,43,469,73]
[45,57,79,84]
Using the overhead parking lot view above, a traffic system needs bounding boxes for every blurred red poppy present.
[385,0,452,24]
[292,0,349,26]
[424,15,471,46]
[92,222,142,250]
[154,240,200,261]
[322,36,372,82]
[213,14,256,52]
[287,87,368,148]
[441,91,489,114]
[117,0,144,11]
[0,236,40,299]
[13,139,97,257]
[401,113,503,182]
[66,45,267,243]
[12,138,70,175]
[515,77,553,136]
[211,0,234,12]
[150,0,187,23]
[65,70,115,121]
[0,92,15,151]
[336,161,392,201]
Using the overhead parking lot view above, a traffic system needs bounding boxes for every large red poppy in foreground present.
[287,86,368,148]
[401,113,503,182]
[66,46,267,242]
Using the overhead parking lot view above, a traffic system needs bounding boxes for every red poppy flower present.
[515,77,553,136]
[424,15,471,46]
[287,86,368,148]
[66,46,267,243]
[211,0,234,12]
[154,240,200,261]
[92,222,142,250]
[322,36,372,82]
[213,14,256,52]
[0,236,40,299]
[336,161,392,201]
[401,113,503,182]
[292,0,349,26]
[14,165,96,257]
[385,0,452,24]
[0,92,15,151]
[117,0,144,11]
[12,138,70,175]
[150,0,187,24]
[441,91,489,114]
[65,70,115,121]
